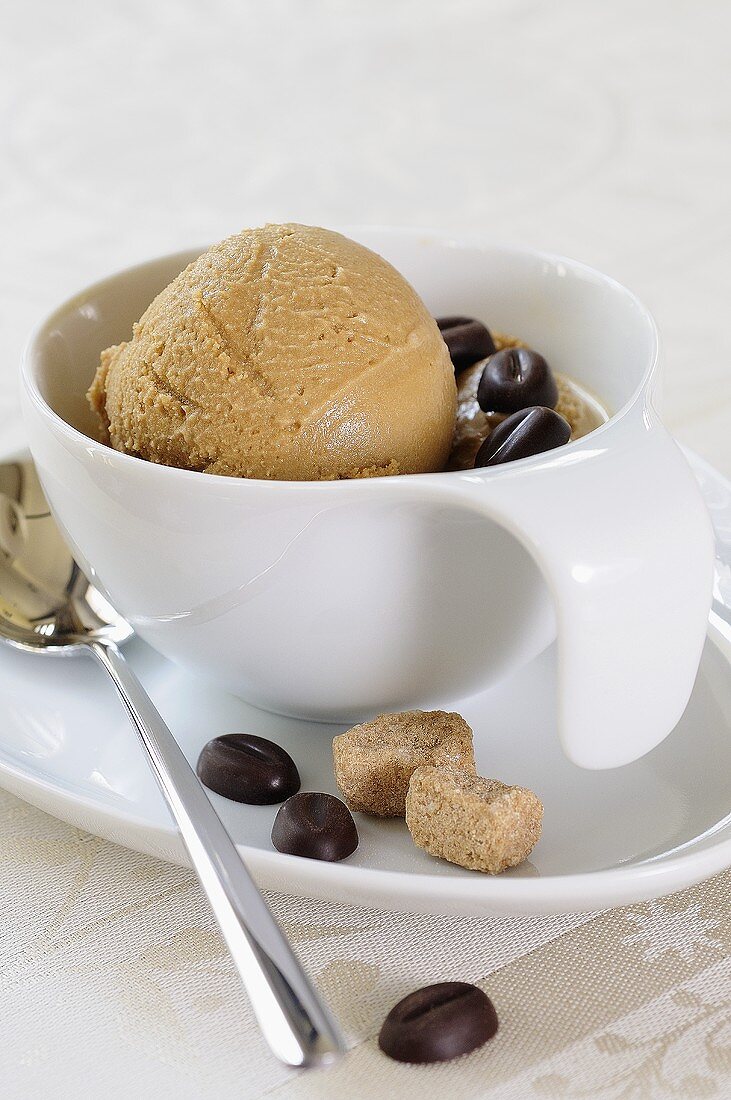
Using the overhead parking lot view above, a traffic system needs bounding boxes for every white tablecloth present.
[2,791,729,1098]
[1,1,730,1096]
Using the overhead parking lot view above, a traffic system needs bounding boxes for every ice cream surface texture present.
[88,224,457,480]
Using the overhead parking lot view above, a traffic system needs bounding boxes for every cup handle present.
[427,416,714,768]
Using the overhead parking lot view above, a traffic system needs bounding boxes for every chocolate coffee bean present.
[477,346,558,413]
[474,406,571,467]
[436,316,496,373]
[378,981,498,1064]
[196,734,300,804]
[271,792,358,861]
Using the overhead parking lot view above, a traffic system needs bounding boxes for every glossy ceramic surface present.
[20,231,714,768]
[0,444,729,915]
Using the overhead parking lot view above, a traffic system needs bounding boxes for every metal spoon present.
[0,457,346,1070]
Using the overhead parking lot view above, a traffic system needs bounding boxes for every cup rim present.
[20,227,660,492]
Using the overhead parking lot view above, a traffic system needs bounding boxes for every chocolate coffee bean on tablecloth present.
[475,406,571,467]
[378,981,498,1064]
[196,734,300,804]
[436,316,496,373]
[271,792,358,861]
[477,346,558,414]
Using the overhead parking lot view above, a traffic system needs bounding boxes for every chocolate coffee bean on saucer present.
[271,792,359,861]
[436,316,496,373]
[477,346,558,413]
[378,981,499,1064]
[475,406,571,467]
[196,734,300,804]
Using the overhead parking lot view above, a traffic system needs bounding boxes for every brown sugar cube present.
[332,711,475,817]
[406,766,543,874]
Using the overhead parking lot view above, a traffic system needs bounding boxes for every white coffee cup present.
[21,229,714,768]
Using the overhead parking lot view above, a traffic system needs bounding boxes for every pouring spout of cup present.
[417,410,714,769]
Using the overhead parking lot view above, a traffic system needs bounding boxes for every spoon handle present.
[88,638,346,1069]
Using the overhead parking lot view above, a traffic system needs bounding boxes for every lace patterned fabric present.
[1,788,729,1098]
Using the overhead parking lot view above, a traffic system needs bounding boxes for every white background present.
[2,0,730,471]
[1,2,730,1097]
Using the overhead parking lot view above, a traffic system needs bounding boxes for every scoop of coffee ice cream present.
[88,224,456,480]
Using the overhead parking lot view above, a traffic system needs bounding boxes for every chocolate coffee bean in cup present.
[477,346,558,413]
[475,406,572,467]
[436,316,496,373]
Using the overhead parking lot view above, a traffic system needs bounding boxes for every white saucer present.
[1,447,730,916]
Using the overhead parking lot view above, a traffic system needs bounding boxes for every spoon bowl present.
[0,460,131,653]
